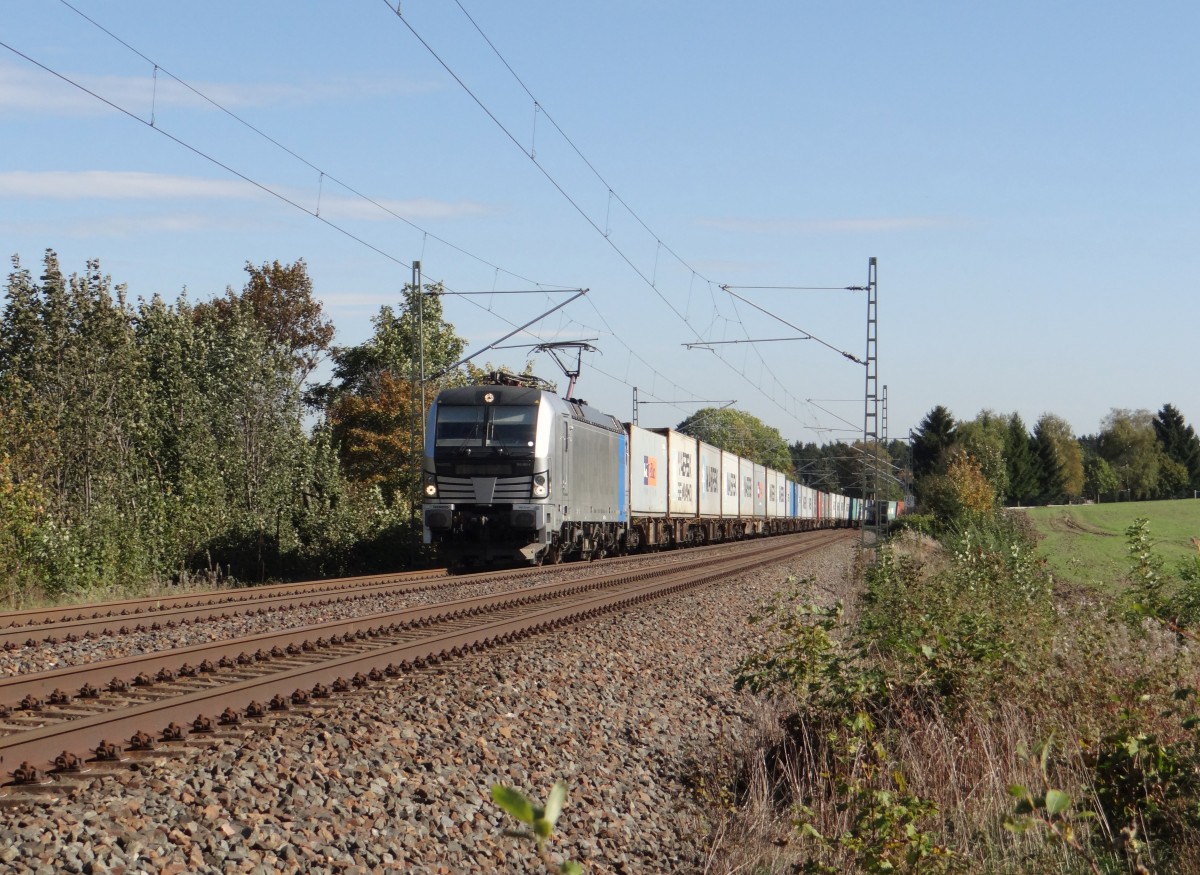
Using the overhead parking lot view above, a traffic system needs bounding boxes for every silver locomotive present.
[421,373,627,567]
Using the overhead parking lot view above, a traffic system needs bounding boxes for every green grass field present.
[1022,499,1200,592]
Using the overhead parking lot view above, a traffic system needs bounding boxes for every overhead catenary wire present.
[388,1,862,438]
[45,0,775,423]
[14,3,861,443]
[39,0,581,296]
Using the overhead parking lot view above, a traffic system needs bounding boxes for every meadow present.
[1023,499,1200,592]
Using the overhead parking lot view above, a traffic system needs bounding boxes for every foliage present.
[915,451,998,526]
[1005,413,1040,506]
[956,410,1010,504]
[1153,404,1200,493]
[858,515,1055,712]
[911,405,956,481]
[733,581,956,873]
[1003,739,1105,874]
[0,250,424,601]
[491,782,582,874]
[1083,453,1119,502]
[1099,409,1161,500]
[724,499,1200,871]
[1035,413,1085,501]
[792,720,958,875]
[198,259,334,384]
[314,282,466,518]
[676,406,792,471]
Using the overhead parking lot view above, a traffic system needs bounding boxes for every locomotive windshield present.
[435,404,537,449]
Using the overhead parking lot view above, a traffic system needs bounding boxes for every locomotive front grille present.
[435,475,534,503]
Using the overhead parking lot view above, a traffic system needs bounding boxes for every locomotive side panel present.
[566,419,624,521]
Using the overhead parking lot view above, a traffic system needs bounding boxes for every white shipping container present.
[627,425,668,515]
[799,484,815,521]
[697,441,723,518]
[739,457,755,518]
[721,450,740,518]
[664,430,699,517]
[753,464,767,517]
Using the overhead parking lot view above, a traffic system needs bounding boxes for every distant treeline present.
[908,404,1200,517]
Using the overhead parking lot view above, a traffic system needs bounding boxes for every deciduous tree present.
[1099,409,1160,500]
[676,407,792,471]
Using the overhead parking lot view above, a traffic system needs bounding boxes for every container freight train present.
[421,376,862,567]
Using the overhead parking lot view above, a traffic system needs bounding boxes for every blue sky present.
[3,1,1197,446]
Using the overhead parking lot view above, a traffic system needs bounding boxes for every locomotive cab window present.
[487,406,537,447]
[435,406,485,446]
[434,405,537,449]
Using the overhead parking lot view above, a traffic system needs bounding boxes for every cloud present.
[0,59,440,117]
[0,170,255,200]
[0,171,493,220]
[696,216,959,234]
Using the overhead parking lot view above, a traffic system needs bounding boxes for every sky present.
[2,1,1197,447]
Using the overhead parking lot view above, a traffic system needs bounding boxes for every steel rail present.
[0,531,829,646]
[0,535,833,711]
[0,533,845,781]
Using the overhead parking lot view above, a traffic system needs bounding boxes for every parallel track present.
[0,530,849,795]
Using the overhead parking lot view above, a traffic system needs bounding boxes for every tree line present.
[5,250,1193,602]
[0,250,464,604]
[910,403,1200,517]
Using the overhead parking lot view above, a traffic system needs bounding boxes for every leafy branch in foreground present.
[1004,738,1105,875]
[491,782,582,874]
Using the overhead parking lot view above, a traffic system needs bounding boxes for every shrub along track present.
[0,530,847,800]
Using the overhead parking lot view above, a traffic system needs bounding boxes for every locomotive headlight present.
[425,483,438,497]
[532,473,548,498]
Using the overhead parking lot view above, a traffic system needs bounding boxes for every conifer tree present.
[1005,414,1040,506]
[1152,404,1200,491]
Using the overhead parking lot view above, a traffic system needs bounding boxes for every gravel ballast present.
[0,539,857,874]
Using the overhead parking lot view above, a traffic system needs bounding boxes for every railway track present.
[0,530,849,799]
[0,535,802,649]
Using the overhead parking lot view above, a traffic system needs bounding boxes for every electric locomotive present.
[421,372,627,567]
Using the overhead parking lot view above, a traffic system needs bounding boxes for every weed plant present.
[706,511,1200,873]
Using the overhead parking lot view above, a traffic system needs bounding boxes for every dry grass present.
[696,522,1200,874]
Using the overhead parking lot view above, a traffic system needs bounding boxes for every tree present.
[957,410,1011,503]
[1083,454,1119,502]
[1158,457,1191,498]
[317,282,467,515]
[1098,409,1160,500]
[790,441,839,491]
[911,405,956,480]
[1032,418,1066,504]
[675,407,791,471]
[1005,414,1040,506]
[1032,414,1084,501]
[918,450,997,522]
[200,259,334,385]
[1152,404,1200,493]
